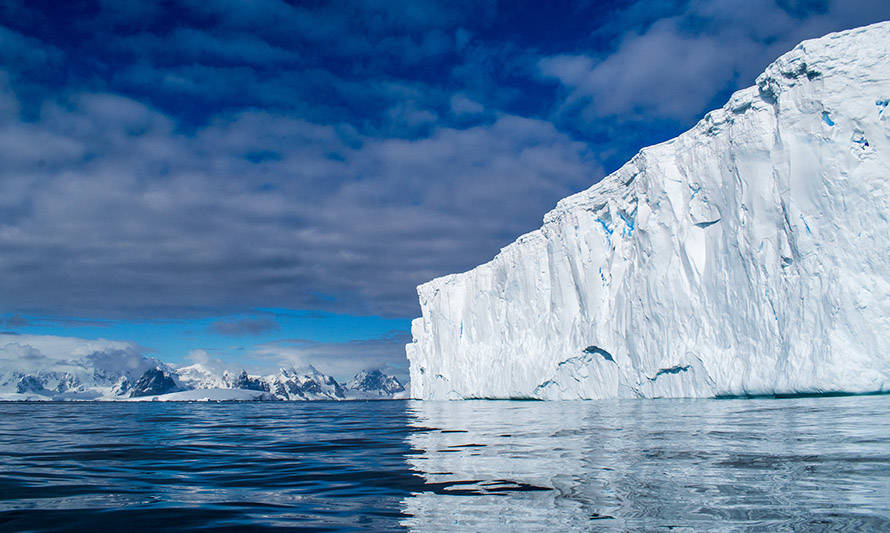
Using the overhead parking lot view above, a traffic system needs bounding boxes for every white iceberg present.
[407,22,890,400]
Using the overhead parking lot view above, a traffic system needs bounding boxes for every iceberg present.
[406,22,890,400]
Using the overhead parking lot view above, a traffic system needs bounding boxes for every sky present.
[1,0,889,381]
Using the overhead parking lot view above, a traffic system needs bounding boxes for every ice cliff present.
[406,22,890,400]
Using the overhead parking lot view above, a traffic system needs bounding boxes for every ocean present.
[1,395,888,531]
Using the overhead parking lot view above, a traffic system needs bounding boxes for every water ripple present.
[0,396,888,531]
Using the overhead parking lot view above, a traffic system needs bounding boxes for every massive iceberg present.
[407,22,890,400]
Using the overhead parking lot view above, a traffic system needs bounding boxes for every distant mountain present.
[0,348,159,401]
[265,366,346,400]
[176,364,227,390]
[128,368,179,397]
[0,354,406,401]
[345,369,407,399]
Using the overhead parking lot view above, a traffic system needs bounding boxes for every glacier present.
[406,22,890,400]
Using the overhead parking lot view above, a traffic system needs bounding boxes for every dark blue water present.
[1,396,889,531]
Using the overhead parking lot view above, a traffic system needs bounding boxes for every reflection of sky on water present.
[401,396,890,531]
[1,398,889,530]
[0,402,419,530]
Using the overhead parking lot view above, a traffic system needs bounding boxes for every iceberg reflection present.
[400,396,890,531]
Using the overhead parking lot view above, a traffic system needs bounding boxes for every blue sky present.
[1,0,888,380]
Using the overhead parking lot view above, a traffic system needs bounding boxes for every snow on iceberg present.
[406,22,890,400]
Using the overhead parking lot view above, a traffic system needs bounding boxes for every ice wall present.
[406,22,890,400]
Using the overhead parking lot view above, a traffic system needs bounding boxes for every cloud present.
[0,329,407,382]
[1,0,889,325]
[250,330,412,381]
[537,55,594,88]
[540,22,735,122]
[450,93,484,116]
[0,80,596,318]
[537,0,890,151]
[0,333,156,376]
[0,25,64,78]
[209,317,280,336]
[184,348,230,374]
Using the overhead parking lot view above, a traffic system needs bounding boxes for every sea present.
[1,395,889,531]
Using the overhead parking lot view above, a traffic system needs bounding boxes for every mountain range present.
[1,357,406,401]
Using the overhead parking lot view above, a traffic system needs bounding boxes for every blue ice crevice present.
[595,217,613,246]
[596,217,613,236]
[851,131,870,150]
[800,214,812,234]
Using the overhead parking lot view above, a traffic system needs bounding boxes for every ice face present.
[406,22,890,400]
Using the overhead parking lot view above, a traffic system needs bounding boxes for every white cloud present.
[537,0,890,125]
[184,349,230,373]
[250,332,412,381]
[0,333,154,376]
[0,79,597,318]
[537,55,595,87]
[450,93,484,116]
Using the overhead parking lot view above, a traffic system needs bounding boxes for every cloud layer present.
[251,331,413,381]
[0,333,155,376]
[1,1,889,323]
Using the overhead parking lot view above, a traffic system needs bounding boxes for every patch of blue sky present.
[8,310,410,367]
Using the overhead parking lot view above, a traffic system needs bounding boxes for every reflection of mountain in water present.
[400,397,890,531]
[402,401,601,530]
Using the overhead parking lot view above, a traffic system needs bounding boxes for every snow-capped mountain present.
[345,369,407,399]
[0,334,166,401]
[407,22,890,400]
[265,366,347,400]
[128,368,179,397]
[0,335,407,401]
[176,363,227,390]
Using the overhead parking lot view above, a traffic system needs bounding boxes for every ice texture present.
[406,22,890,400]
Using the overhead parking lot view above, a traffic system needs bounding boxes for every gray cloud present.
[1,0,889,324]
[0,76,596,318]
[538,0,890,143]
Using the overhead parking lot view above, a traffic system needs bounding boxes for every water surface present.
[1,396,888,531]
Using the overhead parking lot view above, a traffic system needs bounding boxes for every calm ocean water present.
[1,396,889,531]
